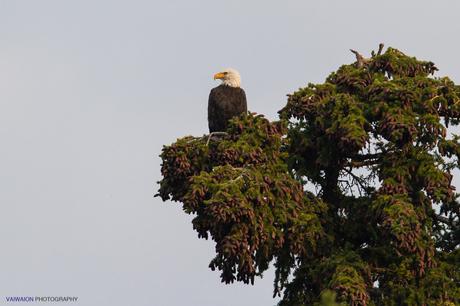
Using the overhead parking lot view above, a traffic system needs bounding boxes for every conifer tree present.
[157,45,460,305]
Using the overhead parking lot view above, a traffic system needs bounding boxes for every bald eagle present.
[208,68,247,133]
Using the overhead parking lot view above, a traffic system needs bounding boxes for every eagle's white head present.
[213,68,241,88]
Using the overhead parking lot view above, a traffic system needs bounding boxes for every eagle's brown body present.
[208,84,247,133]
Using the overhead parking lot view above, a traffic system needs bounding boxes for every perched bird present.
[208,68,247,133]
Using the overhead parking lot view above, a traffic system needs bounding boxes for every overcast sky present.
[0,1,459,305]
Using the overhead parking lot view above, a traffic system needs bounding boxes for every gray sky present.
[0,1,459,305]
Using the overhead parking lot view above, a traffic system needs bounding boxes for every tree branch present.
[206,132,229,145]
[343,168,368,194]
[435,215,459,227]
[377,43,384,56]
[352,152,382,161]
[350,49,369,68]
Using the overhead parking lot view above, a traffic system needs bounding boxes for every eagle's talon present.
[206,132,228,146]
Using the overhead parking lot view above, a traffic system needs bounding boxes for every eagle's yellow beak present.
[213,72,226,80]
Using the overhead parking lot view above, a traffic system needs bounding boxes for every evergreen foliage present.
[157,46,460,305]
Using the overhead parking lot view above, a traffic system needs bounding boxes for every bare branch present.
[343,168,369,195]
[377,43,384,55]
[350,49,369,68]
